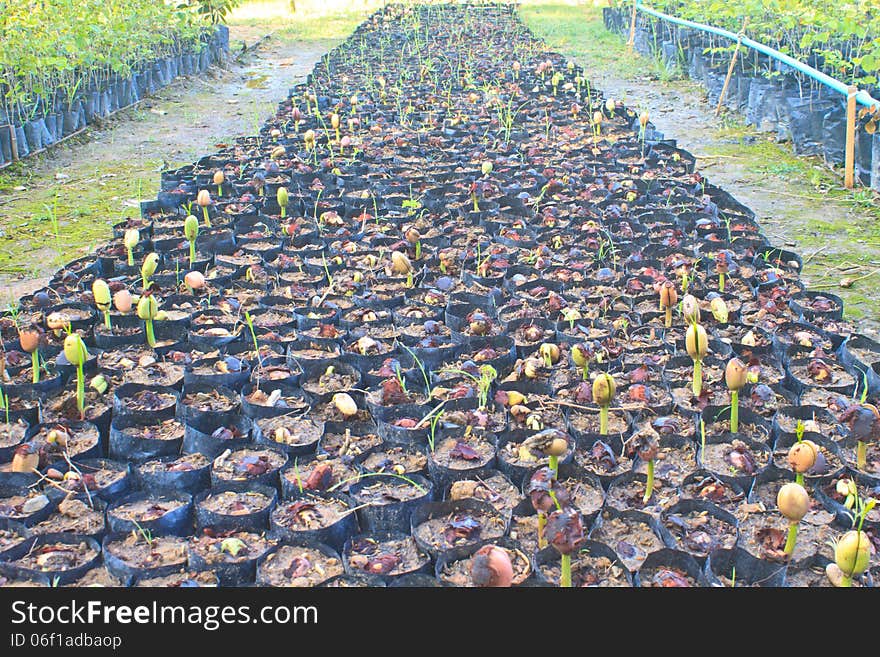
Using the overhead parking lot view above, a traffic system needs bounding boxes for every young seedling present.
[141,252,159,291]
[331,112,341,143]
[551,71,562,95]
[304,128,316,158]
[592,110,603,138]
[839,402,879,471]
[827,481,875,587]
[18,325,42,384]
[123,229,139,267]
[527,466,567,551]
[197,190,212,227]
[633,423,660,504]
[243,310,263,367]
[524,428,569,480]
[137,292,158,348]
[638,110,649,157]
[213,170,224,197]
[777,482,810,558]
[659,280,677,328]
[390,251,413,276]
[709,296,729,324]
[787,440,817,488]
[592,372,615,435]
[277,187,289,219]
[131,521,155,549]
[470,181,480,213]
[686,321,708,396]
[399,344,432,395]
[539,343,560,369]
[725,357,747,433]
[184,215,199,266]
[546,506,583,588]
[570,342,588,381]
[681,293,700,324]
[92,279,112,330]
[716,252,731,292]
[427,409,444,453]
[63,332,89,420]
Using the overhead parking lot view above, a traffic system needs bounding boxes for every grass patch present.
[229,0,385,41]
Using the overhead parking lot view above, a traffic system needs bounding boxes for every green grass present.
[229,0,386,40]
[0,161,155,278]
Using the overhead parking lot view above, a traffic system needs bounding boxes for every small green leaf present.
[221,537,246,557]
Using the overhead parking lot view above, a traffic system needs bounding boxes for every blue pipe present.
[636,2,880,110]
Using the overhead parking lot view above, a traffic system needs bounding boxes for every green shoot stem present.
[202,206,211,227]
[31,350,40,384]
[145,319,155,347]
[643,459,654,504]
[549,454,559,481]
[857,441,867,470]
[664,306,672,328]
[76,364,85,421]
[730,390,739,433]
[784,522,798,556]
[103,310,111,330]
[189,240,196,266]
[599,404,609,436]
[692,358,703,397]
[560,554,572,588]
[127,248,134,267]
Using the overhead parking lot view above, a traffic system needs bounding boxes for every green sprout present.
[243,310,262,367]
[428,409,445,453]
[184,215,199,267]
[0,389,9,425]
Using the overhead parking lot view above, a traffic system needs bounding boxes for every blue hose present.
[636,2,880,110]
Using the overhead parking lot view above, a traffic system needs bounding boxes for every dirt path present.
[521,4,880,338]
[0,26,335,300]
